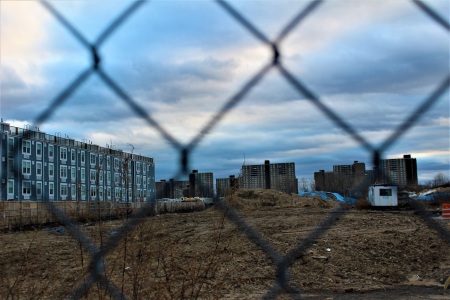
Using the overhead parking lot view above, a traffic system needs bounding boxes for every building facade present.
[240,160,297,194]
[155,179,189,199]
[189,170,214,198]
[378,154,418,187]
[1,122,156,202]
[315,161,369,196]
[216,175,238,197]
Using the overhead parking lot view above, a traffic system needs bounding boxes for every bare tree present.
[298,178,310,192]
[432,172,449,187]
[309,179,315,192]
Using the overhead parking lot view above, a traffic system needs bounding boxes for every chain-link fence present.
[3,0,449,298]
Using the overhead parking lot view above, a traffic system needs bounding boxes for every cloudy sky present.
[1,0,449,184]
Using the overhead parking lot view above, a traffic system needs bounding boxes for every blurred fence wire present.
[8,0,449,298]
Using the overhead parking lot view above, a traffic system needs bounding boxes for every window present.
[71,184,77,198]
[99,171,103,183]
[49,145,54,158]
[81,168,85,183]
[107,187,111,198]
[36,143,42,156]
[22,161,31,175]
[81,185,86,198]
[22,140,31,154]
[71,149,76,163]
[36,162,42,176]
[8,180,14,194]
[36,182,42,196]
[22,181,31,195]
[90,186,96,198]
[49,163,54,177]
[107,172,111,185]
[8,159,14,174]
[136,162,140,173]
[114,158,119,169]
[90,169,96,181]
[115,187,121,199]
[81,151,85,164]
[71,168,76,182]
[8,138,14,153]
[114,173,120,185]
[60,184,68,197]
[49,182,54,196]
[107,157,110,170]
[90,153,96,165]
[60,166,67,178]
[380,188,392,196]
[60,148,67,160]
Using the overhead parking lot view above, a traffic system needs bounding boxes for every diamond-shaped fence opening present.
[2,0,449,299]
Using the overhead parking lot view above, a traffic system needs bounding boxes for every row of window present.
[7,180,153,199]
[19,160,152,186]
[12,139,151,173]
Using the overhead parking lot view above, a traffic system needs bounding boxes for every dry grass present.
[1,190,450,299]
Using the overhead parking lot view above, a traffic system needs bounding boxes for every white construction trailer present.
[368,185,398,206]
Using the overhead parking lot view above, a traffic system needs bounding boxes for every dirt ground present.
[1,189,450,299]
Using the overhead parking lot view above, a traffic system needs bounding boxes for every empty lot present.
[1,190,449,299]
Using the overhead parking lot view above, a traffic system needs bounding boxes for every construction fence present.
[0,200,205,229]
[2,0,449,299]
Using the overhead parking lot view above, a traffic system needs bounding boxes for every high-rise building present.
[313,170,334,191]
[155,179,189,199]
[378,154,418,187]
[240,160,297,194]
[216,175,238,197]
[1,122,155,201]
[189,170,213,197]
[314,161,369,195]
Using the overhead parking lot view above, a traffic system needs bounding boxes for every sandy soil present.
[1,189,449,299]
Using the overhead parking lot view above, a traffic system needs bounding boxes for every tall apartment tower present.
[379,154,418,187]
[313,170,334,191]
[315,161,368,195]
[0,122,156,201]
[216,175,238,197]
[189,170,214,197]
[333,161,366,185]
[155,179,189,199]
[240,160,297,194]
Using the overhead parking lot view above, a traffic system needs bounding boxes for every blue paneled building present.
[1,122,155,202]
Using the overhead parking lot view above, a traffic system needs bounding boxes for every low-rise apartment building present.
[1,122,155,201]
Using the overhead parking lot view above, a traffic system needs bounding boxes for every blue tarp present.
[411,192,450,201]
[298,192,357,204]
[298,191,329,200]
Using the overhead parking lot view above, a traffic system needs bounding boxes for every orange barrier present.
[442,203,450,219]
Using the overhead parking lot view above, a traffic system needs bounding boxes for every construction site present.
[1,188,449,299]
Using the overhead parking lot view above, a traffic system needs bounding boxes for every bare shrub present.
[355,197,371,210]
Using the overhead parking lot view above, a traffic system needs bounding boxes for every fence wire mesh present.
[3,0,449,298]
